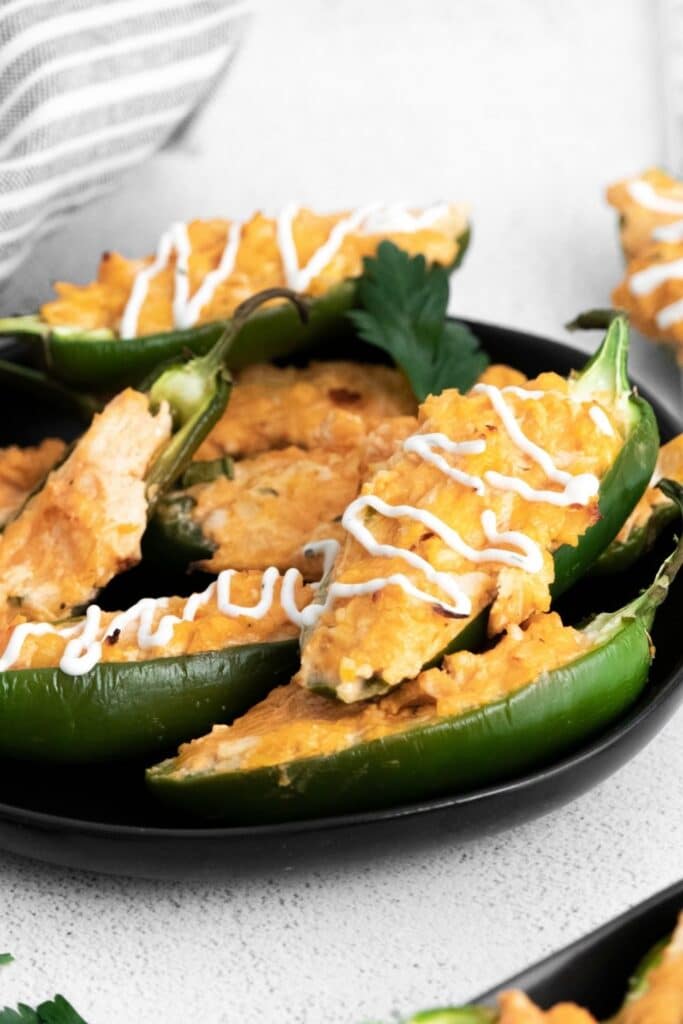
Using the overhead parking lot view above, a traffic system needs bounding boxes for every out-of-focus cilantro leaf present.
[35,996,87,1024]
[0,997,87,1024]
[348,241,488,401]
[0,954,13,967]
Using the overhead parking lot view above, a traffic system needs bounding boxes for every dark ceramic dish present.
[0,320,680,879]
[476,878,683,1017]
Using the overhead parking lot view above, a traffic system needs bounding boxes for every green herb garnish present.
[349,241,488,401]
[0,954,13,966]
[0,995,87,1024]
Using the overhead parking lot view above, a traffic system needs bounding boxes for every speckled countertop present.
[0,2,681,1021]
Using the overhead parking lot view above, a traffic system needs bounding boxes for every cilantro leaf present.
[0,954,13,967]
[349,241,488,401]
[0,997,86,1024]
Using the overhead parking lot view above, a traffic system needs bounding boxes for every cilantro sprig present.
[349,241,488,401]
[0,995,86,1024]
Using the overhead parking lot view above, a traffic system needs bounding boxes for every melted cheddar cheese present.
[195,361,416,460]
[40,207,466,337]
[169,612,589,776]
[0,439,65,527]
[0,570,310,670]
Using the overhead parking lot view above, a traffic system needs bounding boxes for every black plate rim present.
[0,318,679,841]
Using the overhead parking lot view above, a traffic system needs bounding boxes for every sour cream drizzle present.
[120,202,451,338]
[0,385,607,675]
[627,180,683,215]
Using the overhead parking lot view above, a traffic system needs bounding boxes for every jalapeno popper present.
[147,484,682,824]
[0,203,469,388]
[607,168,683,260]
[293,316,657,702]
[0,570,311,761]
[595,434,683,573]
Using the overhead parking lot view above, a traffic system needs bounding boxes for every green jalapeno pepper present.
[593,495,678,575]
[397,1010,495,1024]
[0,638,299,763]
[0,282,349,390]
[0,228,470,390]
[145,482,683,824]
[624,936,670,1002]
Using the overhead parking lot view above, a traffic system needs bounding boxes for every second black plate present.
[477,878,683,1018]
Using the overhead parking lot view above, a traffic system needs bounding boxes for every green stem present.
[146,287,308,504]
[200,287,309,378]
[566,308,625,332]
[571,311,630,401]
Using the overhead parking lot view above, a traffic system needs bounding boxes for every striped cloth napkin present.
[0,0,250,286]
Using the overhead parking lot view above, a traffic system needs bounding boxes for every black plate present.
[476,878,683,1017]
[0,320,681,879]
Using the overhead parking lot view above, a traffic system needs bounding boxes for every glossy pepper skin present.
[0,639,299,762]
[592,498,677,575]
[146,485,683,824]
[0,282,353,390]
[0,227,470,390]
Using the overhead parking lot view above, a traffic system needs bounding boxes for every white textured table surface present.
[1,2,682,1022]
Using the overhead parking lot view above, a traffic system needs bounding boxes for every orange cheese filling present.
[0,438,66,527]
[0,389,171,625]
[297,373,622,692]
[189,417,418,578]
[40,206,467,337]
[169,611,589,776]
[498,990,597,1024]
[195,360,416,460]
[0,571,311,671]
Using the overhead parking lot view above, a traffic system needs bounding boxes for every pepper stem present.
[148,287,308,427]
[570,310,631,402]
[145,287,308,505]
[200,287,309,377]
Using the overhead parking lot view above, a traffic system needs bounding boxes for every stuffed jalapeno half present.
[0,204,469,388]
[293,315,658,702]
[146,483,682,824]
[594,434,683,574]
[0,569,311,762]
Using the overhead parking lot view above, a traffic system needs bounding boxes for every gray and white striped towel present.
[0,0,250,286]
